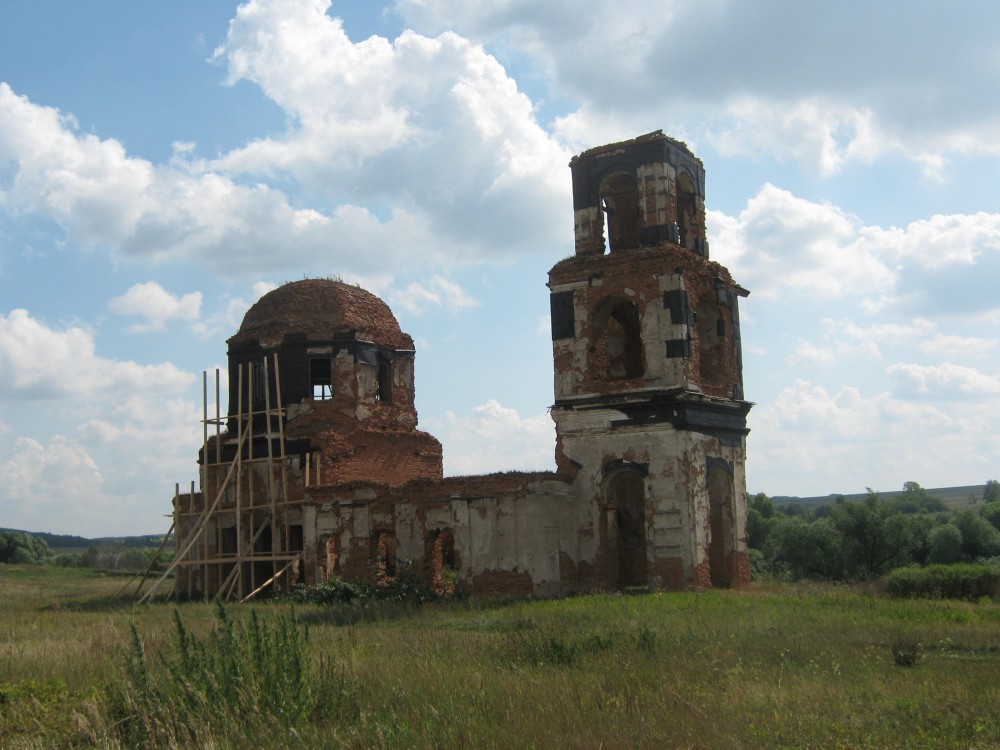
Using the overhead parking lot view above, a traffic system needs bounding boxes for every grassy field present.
[2,567,1000,749]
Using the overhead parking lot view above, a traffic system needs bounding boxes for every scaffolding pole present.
[146,357,299,603]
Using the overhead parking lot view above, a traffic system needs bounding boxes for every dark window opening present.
[288,524,304,553]
[252,523,274,596]
[377,360,393,402]
[600,172,640,253]
[310,358,333,400]
[665,339,691,359]
[220,526,237,555]
[251,360,266,409]
[374,531,398,582]
[550,290,575,340]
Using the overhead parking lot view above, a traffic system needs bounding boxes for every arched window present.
[599,172,640,253]
[594,297,644,380]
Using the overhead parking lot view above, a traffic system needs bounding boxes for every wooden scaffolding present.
[141,354,305,603]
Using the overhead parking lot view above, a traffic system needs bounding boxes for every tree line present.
[750,480,1000,581]
[6,480,1000,581]
[0,532,171,571]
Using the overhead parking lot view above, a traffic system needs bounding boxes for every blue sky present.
[2,0,999,536]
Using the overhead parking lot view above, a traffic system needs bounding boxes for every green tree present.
[927,524,963,564]
[80,546,100,568]
[984,479,1000,503]
[896,481,946,514]
[953,510,1000,560]
[829,491,914,579]
[0,531,53,565]
[764,516,844,580]
[747,493,775,550]
[981,500,1000,532]
[904,513,935,565]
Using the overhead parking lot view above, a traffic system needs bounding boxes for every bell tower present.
[549,131,752,590]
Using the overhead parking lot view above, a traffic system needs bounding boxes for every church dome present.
[229,279,411,349]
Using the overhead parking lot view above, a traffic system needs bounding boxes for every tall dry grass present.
[2,567,999,748]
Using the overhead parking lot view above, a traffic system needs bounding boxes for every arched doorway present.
[707,460,735,587]
[606,467,648,587]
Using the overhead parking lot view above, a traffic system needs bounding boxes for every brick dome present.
[229,279,412,349]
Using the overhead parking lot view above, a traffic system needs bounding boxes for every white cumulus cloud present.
[887,362,1000,400]
[391,276,479,315]
[0,309,193,399]
[712,186,1000,317]
[397,0,1000,173]
[0,435,104,528]
[748,377,1000,494]
[109,281,202,333]
[440,399,555,475]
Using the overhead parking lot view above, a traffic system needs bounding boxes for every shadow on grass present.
[294,594,529,628]
[39,595,142,613]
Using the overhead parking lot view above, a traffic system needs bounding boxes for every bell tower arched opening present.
[593,297,644,380]
[599,172,640,253]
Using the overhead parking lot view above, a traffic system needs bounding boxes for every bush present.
[53,553,82,567]
[884,563,1000,601]
[889,632,922,668]
[281,570,441,607]
[281,577,377,605]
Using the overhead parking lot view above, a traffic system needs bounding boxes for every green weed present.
[109,602,348,748]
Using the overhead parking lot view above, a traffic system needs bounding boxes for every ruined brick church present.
[158,132,752,601]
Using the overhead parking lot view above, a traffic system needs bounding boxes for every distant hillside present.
[0,529,172,550]
[771,485,986,511]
